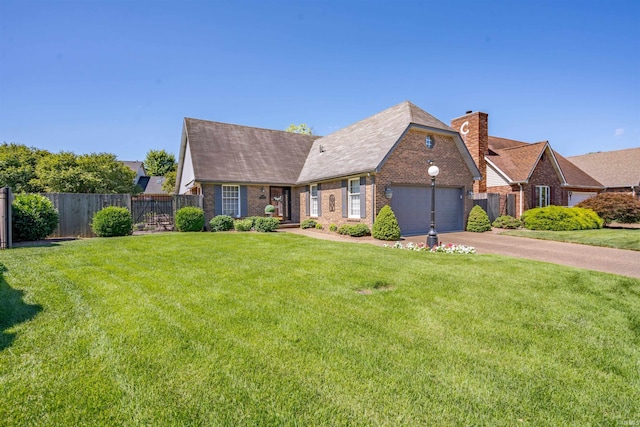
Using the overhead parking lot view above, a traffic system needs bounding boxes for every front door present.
[269,187,291,221]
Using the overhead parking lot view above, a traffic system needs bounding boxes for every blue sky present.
[1,0,638,163]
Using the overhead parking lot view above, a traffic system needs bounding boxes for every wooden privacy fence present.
[41,193,203,238]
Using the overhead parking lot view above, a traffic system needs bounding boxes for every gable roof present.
[142,176,167,194]
[178,118,317,186]
[122,161,145,174]
[486,137,602,188]
[567,147,640,188]
[297,101,480,183]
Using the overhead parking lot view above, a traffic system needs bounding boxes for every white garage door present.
[390,186,464,235]
[569,192,597,207]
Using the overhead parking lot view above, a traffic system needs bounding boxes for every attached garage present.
[568,191,597,207]
[390,186,464,235]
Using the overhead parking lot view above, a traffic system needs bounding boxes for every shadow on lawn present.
[0,263,42,351]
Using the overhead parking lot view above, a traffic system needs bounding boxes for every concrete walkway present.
[282,228,640,279]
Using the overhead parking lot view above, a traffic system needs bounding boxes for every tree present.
[36,152,137,194]
[144,149,177,176]
[285,123,313,135]
[0,143,47,193]
[162,170,176,194]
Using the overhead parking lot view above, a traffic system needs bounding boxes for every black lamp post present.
[427,164,440,248]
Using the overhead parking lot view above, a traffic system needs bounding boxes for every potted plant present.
[265,204,275,216]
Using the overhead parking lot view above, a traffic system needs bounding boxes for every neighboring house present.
[122,161,147,187]
[175,101,482,235]
[450,111,603,218]
[137,176,168,194]
[567,148,640,200]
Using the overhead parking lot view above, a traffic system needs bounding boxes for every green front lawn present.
[502,228,640,251]
[1,233,638,426]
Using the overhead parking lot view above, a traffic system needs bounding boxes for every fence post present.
[1,187,12,249]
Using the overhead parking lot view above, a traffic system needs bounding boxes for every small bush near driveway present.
[466,205,491,232]
[209,215,234,232]
[522,206,603,231]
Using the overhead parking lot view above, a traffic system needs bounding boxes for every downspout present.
[518,183,524,218]
[371,175,376,227]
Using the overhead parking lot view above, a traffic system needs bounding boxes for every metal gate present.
[131,195,175,231]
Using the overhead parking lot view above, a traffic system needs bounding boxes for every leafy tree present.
[285,123,313,135]
[162,170,176,194]
[144,149,177,176]
[0,143,47,193]
[36,152,136,193]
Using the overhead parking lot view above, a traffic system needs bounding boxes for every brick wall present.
[377,128,475,221]
[451,112,488,193]
[526,152,566,210]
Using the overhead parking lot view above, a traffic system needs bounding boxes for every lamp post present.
[427,164,440,248]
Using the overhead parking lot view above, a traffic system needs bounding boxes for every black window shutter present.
[317,184,322,217]
[305,185,310,216]
[359,177,366,218]
[532,186,537,208]
[214,185,222,215]
[240,186,248,217]
[342,180,348,218]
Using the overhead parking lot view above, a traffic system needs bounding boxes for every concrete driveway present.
[283,228,640,279]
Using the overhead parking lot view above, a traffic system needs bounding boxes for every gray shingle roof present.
[568,148,640,188]
[297,101,460,183]
[182,118,317,185]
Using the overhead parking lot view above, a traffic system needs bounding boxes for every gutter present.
[518,183,524,218]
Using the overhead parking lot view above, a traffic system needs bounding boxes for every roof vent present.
[466,110,473,114]
[319,144,325,154]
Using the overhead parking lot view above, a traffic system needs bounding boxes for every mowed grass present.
[1,233,639,426]
[502,228,640,251]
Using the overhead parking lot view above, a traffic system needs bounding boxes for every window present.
[348,178,360,218]
[310,184,318,217]
[222,185,240,217]
[535,185,550,207]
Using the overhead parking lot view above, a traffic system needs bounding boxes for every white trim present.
[348,178,361,218]
[310,184,318,217]
[222,184,241,218]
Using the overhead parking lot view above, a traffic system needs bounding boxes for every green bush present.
[337,223,371,237]
[175,207,204,232]
[492,215,522,229]
[576,193,640,224]
[234,218,253,231]
[265,204,275,214]
[315,223,323,230]
[301,219,317,229]
[11,194,59,241]
[209,215,234,232]
[466,205,492,232]
[254,217,280,232]
[521,206,603,231]
[372,205,401,240]
[329,223,338,232]
[91,206,132,237]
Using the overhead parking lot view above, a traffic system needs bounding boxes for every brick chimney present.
[451,111,488,193]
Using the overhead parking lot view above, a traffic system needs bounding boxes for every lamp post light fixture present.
[427,164,440,248]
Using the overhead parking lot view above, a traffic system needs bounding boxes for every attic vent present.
[466,110,473,114]
[319,144,325,154]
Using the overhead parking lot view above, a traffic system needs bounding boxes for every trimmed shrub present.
[315,223,323,230]
[492,215,522,229]
[576,193,640,224]
[264,204,275,214]
[254,217,280,232]
[466,205,492,232]
[329,223,338,232]
[372,205,401,241]
[521,206,603,231]
[337,223,371,237]
[209,215,234,232]
[234,218,253,231]
[301,219,317,229]
[175,207,204,232]
[91,206,133,237]
[12,194,59,241]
